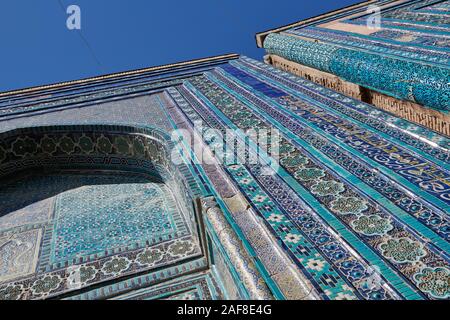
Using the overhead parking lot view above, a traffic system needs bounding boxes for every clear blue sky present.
[0,0,359,92]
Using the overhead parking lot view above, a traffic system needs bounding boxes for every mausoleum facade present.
[0,0,449,300]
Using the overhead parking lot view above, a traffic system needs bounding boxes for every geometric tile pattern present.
[165,56,449,300]
[51,175,185,265]
[226,164,361,300]
[266,0,450,111]
[234,57,450,152]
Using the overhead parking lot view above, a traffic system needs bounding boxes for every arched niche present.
[0,124,205,299]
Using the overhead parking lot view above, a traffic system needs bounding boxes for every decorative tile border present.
[180,69,449,299]
[202,197,274,300]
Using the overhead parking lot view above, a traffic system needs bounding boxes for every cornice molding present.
[0,53,239,98]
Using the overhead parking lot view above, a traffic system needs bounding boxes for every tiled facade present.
[0,4,449,299]
[258,0,450,134]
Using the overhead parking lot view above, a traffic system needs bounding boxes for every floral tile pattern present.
[264,0,450,111]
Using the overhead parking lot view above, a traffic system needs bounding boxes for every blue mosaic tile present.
[264,0,450,111]
[264,33,450,111]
